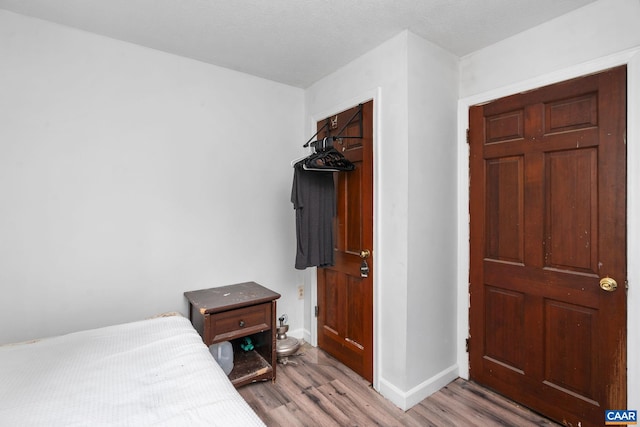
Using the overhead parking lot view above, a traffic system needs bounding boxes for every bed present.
[0,314,265,426]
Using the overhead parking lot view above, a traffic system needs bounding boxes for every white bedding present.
[0,315,265,427]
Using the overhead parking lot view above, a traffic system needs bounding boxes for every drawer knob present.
[239,320,245,327]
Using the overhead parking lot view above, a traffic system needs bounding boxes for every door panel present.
[544,300,597,402]
[484,286,526,373]
[469,66,626,427]
[317,101,373,383]
[485,156,524,262]
[545,148,598,272]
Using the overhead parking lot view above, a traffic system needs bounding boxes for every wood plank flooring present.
[238,343,560,426]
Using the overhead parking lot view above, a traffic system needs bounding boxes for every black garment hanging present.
[291,164,335,269]
[290,138,344,268]
[290,104,361,269]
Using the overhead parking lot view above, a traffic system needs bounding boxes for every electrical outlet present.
[297,285,304,299]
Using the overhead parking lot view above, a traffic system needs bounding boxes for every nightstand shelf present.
[229,347,272,385]
[184,282,281,388]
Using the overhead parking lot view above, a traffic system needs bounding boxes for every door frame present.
[456,49,640,406]
[306,88,382,390]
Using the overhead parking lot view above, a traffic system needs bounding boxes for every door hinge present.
[466,128,470,144]
[314,305,319,318]
[466,337,470,353]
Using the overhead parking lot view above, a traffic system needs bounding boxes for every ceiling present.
[0,0,598,88]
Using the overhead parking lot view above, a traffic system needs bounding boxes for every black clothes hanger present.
[294,137,355,172]
[294,104,363,172]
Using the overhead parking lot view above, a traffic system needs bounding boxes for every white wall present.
[0,10,305,344]
[459,0,640,98]
[406,32,459,404]
[457,0,640,411]
[304,30,460,410]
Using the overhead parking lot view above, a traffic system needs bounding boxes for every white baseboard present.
[286,327,307,341]
[377,364,459,411]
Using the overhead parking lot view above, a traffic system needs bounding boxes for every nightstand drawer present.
[208,302,271,343]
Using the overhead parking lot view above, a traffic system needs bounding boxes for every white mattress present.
[0,315,265,427]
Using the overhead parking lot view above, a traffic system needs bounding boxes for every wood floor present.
[239,343,560,426]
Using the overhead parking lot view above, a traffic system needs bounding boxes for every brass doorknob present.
[360,249,371,259]
[599,276,618,292]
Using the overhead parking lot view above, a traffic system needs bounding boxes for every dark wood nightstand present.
[184,282,281,388]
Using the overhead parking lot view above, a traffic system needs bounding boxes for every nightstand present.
[184,282,281,388]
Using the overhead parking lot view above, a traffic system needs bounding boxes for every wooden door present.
[469,66,627,427]
[317,101,374,383]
